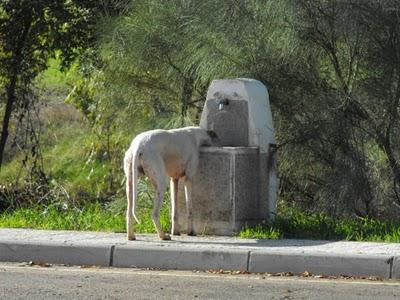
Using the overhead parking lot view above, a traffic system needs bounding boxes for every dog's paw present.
[171,230,181,236]
[127,235,136,241]
[187,231,196,236]
[161,234,171,241]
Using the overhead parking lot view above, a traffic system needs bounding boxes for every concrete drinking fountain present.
[177,78,278,235]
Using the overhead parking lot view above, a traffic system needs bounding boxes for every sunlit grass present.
[1,203,399,242]
[0,202,170,234]
[240,208,400,242]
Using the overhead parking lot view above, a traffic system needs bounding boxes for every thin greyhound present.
[123,127,217,240]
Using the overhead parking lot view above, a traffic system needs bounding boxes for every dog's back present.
[131,127,205,179]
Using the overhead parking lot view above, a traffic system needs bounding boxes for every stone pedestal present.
[177,147,262,235]
[177,78,278,236]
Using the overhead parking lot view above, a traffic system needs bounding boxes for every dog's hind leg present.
[124,153,135,241]
[126,178,135,240]
[144,159,170,241]
[152,178,170,240]
[170,178,180,236]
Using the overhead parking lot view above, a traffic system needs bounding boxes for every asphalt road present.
[0,263,399,300]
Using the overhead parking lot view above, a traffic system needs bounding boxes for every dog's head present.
[205,130,219,146]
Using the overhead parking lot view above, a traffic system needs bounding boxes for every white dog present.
[123,126,218,240]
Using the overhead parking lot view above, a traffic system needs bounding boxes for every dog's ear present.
[207,130,218,140]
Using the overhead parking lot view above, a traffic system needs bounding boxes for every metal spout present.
[218,98,229,111]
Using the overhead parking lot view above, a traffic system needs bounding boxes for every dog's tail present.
[126,148,140,224]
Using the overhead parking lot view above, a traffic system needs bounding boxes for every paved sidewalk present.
[0,228,399,279]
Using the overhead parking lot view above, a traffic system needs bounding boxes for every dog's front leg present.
[184,178,195,236]
[170,178,180,235]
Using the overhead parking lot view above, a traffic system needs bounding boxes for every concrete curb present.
[0,242,112,266]
[113,245,249,271]
[393,257,400,279]
[0,229,399,279]
[0,241,113,267]
[249,251,393,278]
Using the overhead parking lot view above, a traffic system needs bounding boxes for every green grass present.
[0,125,101,198]
[0,54,87,186]
[240,208,400,242]
[1,203,399,242]
[0,120,114,205]
[0,202,171,233]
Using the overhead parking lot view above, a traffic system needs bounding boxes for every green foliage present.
[36,57,80,93]
[3,0,400,225]
[285,0,400,218]
[0,0,93,79]
[0,0,100,179]
[1,124,130,210]
[240,207,400,242]
[0,203,122,232]
[2,202,398,243]
[0,202,170,233]
[240,225,282,240]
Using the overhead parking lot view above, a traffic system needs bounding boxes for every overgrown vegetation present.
[2,1,400,240]
[0,202,170,233]
[240,207,400,242]
[69,0,400,220]
[1,204,399,243]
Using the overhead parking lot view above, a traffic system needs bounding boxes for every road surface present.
[0,263,399,299]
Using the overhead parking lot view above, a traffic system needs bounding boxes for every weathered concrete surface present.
[201,99,249,147]
[0,229,116,266]
[0,241,112,266]
[202,78,275,152]
[191,78,277,235]
[0,228,399,279]
[113,245,249,271]
[249,252,393,278]
[393,257,400,279]
[176,147,262,235]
